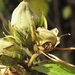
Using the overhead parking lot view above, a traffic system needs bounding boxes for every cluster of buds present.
[0,0,75,69]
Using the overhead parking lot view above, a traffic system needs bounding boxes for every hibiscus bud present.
[10,0,39,32]
[10,0,39,47]
[35,28,59,46]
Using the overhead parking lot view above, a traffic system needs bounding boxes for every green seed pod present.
[11,0,39,31]
[35,28,59,46]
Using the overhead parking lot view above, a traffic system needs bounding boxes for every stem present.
[22,47,32,57]
[40,51,57,62]
[60,33,71,38]
[54,47,75,50]
[48,53,75,67]
[41,51,75,67]
[28,52,41,66]
[19,61,31,71]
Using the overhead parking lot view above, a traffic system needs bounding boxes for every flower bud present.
[10,0,39,47]
[11,0,39,31]
[35,28,59,46]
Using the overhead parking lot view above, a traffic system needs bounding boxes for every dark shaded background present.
[0,0,75,65]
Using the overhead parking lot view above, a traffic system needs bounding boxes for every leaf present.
[0,39,22,59]
[0,39,12,53]
[62,6,72,19]
[4,45,22,59]
[33,63,75,75]
[0,39,22,66]
[1,55,20,66]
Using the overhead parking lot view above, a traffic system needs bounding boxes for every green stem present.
[54,47,75,50]
[28,52,41,66]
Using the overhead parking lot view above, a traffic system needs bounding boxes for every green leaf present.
[34,63,75,75]
[0,39,22,59]
[4,44,22,59]
[0,39,12,53]
[1,55,20,66]
[0,39,22,66]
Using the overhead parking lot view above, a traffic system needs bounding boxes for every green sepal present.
[39,13,48,29]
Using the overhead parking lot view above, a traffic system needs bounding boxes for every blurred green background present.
[0,0,75,65]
